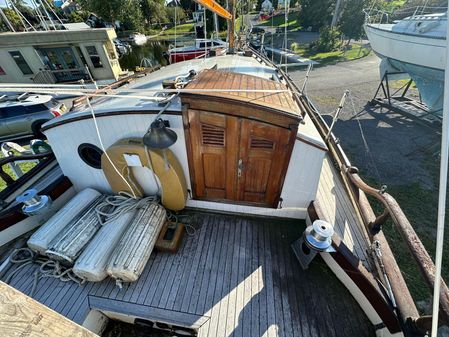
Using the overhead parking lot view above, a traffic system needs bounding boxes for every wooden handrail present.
[346,167,449,324]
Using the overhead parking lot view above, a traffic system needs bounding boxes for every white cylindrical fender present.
[72,210,136,282]
[27,188,101,254]
[45,195,106,265]
[106,203,166,283]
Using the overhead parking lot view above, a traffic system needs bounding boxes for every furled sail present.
[193,0,232,19]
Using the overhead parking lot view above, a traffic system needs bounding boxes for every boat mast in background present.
[431,0,449,335]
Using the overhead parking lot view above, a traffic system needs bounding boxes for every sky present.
[1,0,49,8]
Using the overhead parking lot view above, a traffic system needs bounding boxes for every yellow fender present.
[101,138,187,211]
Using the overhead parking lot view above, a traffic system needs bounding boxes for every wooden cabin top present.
[182,70,302,128]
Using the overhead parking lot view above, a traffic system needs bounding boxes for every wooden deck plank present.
[2,212,376,337]
[215,215,236,337]
[127,251,160,303]
[250,220,261,337]
[166,215,199,310]
[178,217,209,312]
[233,218,247,337]
[158,223,195,309]
[184,214,214,313]
[270,222,288,337]
[203,214,225,313]
[194,214,220,314]
[204,216,231,337]
[224,217,241,337]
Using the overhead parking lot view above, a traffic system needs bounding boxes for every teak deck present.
[2,213,374,337]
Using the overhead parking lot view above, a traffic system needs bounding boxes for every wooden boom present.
[193,0,232,20]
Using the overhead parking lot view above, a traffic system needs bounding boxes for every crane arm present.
[193,0,232,20]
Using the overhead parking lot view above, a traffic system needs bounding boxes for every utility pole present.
[331,0,344,27]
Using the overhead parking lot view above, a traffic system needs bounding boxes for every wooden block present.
[155,221,185,253]
[0,281,98,337]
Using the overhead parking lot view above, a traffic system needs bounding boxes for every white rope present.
[86,97,138,198]
[5,248,84,297]
[95,192,159,225]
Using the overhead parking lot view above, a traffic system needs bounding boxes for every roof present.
[184,69,301,116]
[0,94,52,108]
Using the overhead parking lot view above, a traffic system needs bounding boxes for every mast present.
[431,0,449,335]
[228,0,236,52]
[331,0,343,27]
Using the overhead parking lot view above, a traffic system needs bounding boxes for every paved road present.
[290,54,441,188]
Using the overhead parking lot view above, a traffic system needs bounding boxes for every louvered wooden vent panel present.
[251,138,274,149]
[201,124,225,146]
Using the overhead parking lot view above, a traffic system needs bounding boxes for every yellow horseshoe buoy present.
[101,138,187,211]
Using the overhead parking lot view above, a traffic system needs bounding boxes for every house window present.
[9,51,33,75]
[85,46,103,68]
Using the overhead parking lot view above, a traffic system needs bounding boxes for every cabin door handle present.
[237,159,243,178]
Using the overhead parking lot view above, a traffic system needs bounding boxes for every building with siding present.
[0,28,123,84]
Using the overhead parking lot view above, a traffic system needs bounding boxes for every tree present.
[0,8,22,31]
[299,0,336,31]
[121,2,144,31]
[166,7,187,25]
[338,0,368,43]
[313,26,341,52]
[140,0,168,26]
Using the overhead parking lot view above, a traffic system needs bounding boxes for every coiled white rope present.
[5,248,84,297]
[95,192,159,225]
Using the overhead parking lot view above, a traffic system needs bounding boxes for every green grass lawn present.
[257,11,301,30]
[292,43,371,66]
[161,23,195,35]
[0,150,38,192]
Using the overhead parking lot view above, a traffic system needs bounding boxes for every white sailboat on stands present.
[0,1,448,336]
[364,5,447,115]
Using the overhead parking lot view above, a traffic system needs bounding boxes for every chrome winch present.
[291,220,335,270]
[16,189,52,216]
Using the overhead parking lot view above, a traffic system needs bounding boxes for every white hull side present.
[364,24,445,70]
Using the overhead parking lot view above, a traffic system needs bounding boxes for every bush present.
[313,26,341,52]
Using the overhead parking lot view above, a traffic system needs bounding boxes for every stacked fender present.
[72,210,136,282]
[45,196,106,265]
[27,188,102,254]
[106,203,166,283]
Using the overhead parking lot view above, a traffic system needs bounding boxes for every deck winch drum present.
[16,189,52,216]
[106,203,166,283]
[27,188,102,254]
[304,220,334,252]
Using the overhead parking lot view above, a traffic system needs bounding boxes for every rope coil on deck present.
[5,248,84,297]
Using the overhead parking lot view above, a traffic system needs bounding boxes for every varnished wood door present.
[187,109,239,200]
[186,109,293,207]
[237,119,292,206]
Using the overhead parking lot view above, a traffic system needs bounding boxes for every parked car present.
[113,39,128,57]
[0,94,67,140]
